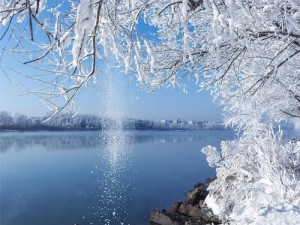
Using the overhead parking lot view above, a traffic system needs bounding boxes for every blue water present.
[0,130,234,225]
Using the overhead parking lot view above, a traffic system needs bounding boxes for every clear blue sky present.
[0,66,222,120]
[0,5,223,121]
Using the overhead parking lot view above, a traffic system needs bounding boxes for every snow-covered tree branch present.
[1,0,300,223]
[1,0,299,122]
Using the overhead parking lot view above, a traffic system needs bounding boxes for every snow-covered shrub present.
[202,145,221,167]
[1,2,300,223]
[202,124,300,224]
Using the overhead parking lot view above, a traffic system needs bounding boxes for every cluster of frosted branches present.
[1,0,299,121]
[202,0,300,125]
[1,1,300,223]
[202,123,300,224]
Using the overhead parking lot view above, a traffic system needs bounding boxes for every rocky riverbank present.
[149,178,221,225]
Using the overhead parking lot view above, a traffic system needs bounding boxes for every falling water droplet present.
[92,64,133,225]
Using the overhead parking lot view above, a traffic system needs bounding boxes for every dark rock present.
[168,201,182,213]
[178,203,204,218]
[201,205,221,224]
[149,207,220,225]
[149,210,185,225]
[149,210,211,225]
[149,178,221,225]
[204,177,215,187]
[149,210,175,225]
[183,218,212,225]
[199,200,204,207]
[178,203,220,223]
[194,182,203,189]
[186,187,208,205]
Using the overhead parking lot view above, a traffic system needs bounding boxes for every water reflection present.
[0,130,234,225]
[0,131,229,153]
[0,132,99,153]
[94,129,133,225]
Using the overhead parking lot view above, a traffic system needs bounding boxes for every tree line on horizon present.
[0,111,225,131]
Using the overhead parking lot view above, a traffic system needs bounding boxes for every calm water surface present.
[0,130,234,225]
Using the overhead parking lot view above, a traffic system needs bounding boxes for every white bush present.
[202,124,300,224]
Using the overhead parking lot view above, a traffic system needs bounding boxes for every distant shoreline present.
[0,111,226,132]
[0,127,228,132]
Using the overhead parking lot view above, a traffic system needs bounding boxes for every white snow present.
[2,1,300,224]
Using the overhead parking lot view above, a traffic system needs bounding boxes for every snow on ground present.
[250,206,300,225]
[207,194,300,225]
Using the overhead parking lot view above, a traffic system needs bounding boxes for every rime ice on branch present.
[1,1,300,223]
